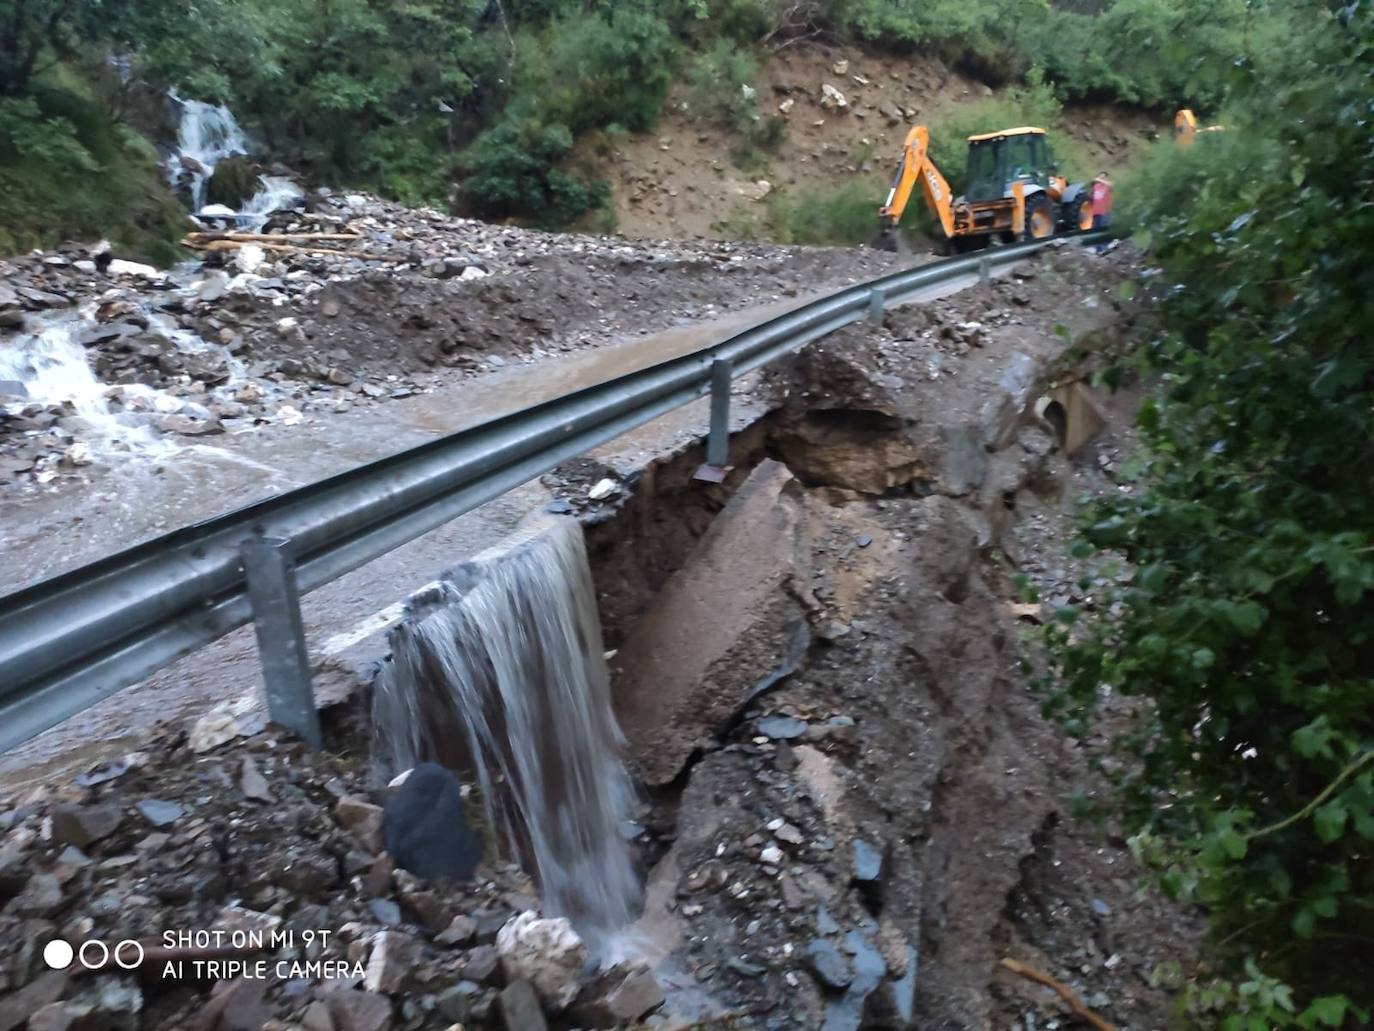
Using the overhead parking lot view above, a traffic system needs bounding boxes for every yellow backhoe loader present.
[876,125,1094,252]
[1173,108,1224,146]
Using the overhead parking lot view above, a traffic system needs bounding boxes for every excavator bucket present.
[870,224,911,253]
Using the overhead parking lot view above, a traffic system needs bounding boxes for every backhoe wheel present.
[1024,194,1054,240]
[1071,197,1093,232]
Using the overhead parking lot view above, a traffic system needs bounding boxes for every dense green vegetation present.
[1034,2,1374,1024]
[0,0,1314,255]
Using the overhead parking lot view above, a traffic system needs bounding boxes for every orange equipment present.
[877,125,1094,252]
[1173,108,1224,146]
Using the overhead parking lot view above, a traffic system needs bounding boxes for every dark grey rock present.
[368,898,402,927]
[499,979,547,1031]
[51,803,123,848]
[381,762,482,882]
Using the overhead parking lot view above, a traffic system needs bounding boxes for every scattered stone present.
[805,939,854,991]
[498,979,548,1031]
[436,914,477,946]
[239,756,273,802]
[821,83,849,111]
[135,798,184,827]
[437,981,482,1023]
[496,911,587,1012]
[363,930,418,993]
[335,795,385,852]
[367,898,402,927]
[604,964,665,1023]
[587,477,617,500]
[50,803,123,848]
[756,714,808,740]
[326,988,393,1031]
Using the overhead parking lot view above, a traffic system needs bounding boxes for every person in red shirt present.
[1091,171,1113,229]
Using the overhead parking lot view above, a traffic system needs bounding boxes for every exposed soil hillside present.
[580,45,1163,241]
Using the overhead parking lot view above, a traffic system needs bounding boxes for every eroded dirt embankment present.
[0,244,1201,1031]
[583,242,1202,1029]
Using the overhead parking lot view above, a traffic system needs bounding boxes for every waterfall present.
[166,93,249,213]
[372,517,640,955]
[166,93,302,230]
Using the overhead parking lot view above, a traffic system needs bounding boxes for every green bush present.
[763,178,883,246]
[0,83,185,263]
[460,116,608,228]
[686,38,761,130]
[1040,4,1374,1021]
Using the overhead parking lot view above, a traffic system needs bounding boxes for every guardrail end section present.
[240,535,323,749]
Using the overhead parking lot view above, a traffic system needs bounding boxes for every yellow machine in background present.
[877,125,1094,252]
[1173,108,1225,146]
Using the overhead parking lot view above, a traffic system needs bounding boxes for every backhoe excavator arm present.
[879,126,956,239]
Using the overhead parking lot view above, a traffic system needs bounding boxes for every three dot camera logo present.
[44,937,144,971]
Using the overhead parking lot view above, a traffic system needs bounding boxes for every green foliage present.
[758,178,883,246]
[926,70,1091,195]
[0,96,97,171]
[1040,2,1374,1016]
[686,39,761,131]
[460,116,608,228]
[0,82,185,263]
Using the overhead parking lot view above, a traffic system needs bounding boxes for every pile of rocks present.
[0,719,670,1031]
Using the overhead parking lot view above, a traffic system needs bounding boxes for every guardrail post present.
[240,536,322,748]
[693,358,734,483]
[867,287,886,325]
[978,256,991,286]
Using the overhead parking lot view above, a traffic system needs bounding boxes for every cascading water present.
[166,93,250,213]
[0,321,173,455]
[372,517,640,956]
[165,93,303,230]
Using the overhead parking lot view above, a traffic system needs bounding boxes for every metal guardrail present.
[0,233,1106,752]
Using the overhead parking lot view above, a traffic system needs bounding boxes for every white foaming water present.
[167,93,250,212]
[372,518,641,957]
[0,321,174,456]
[166,93,302,230]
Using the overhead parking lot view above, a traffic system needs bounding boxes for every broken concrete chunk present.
[614,460,811,785]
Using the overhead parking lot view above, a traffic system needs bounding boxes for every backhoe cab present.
[876,125,1093,252]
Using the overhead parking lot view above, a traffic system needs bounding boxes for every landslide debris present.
[0,243,1201,1030]
[0,190,905,492]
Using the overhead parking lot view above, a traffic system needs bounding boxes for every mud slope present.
[582,44,1163,240]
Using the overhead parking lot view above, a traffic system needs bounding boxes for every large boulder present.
[381,762,482,881]
[205,156,260,209]
[495,912,587,1013]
